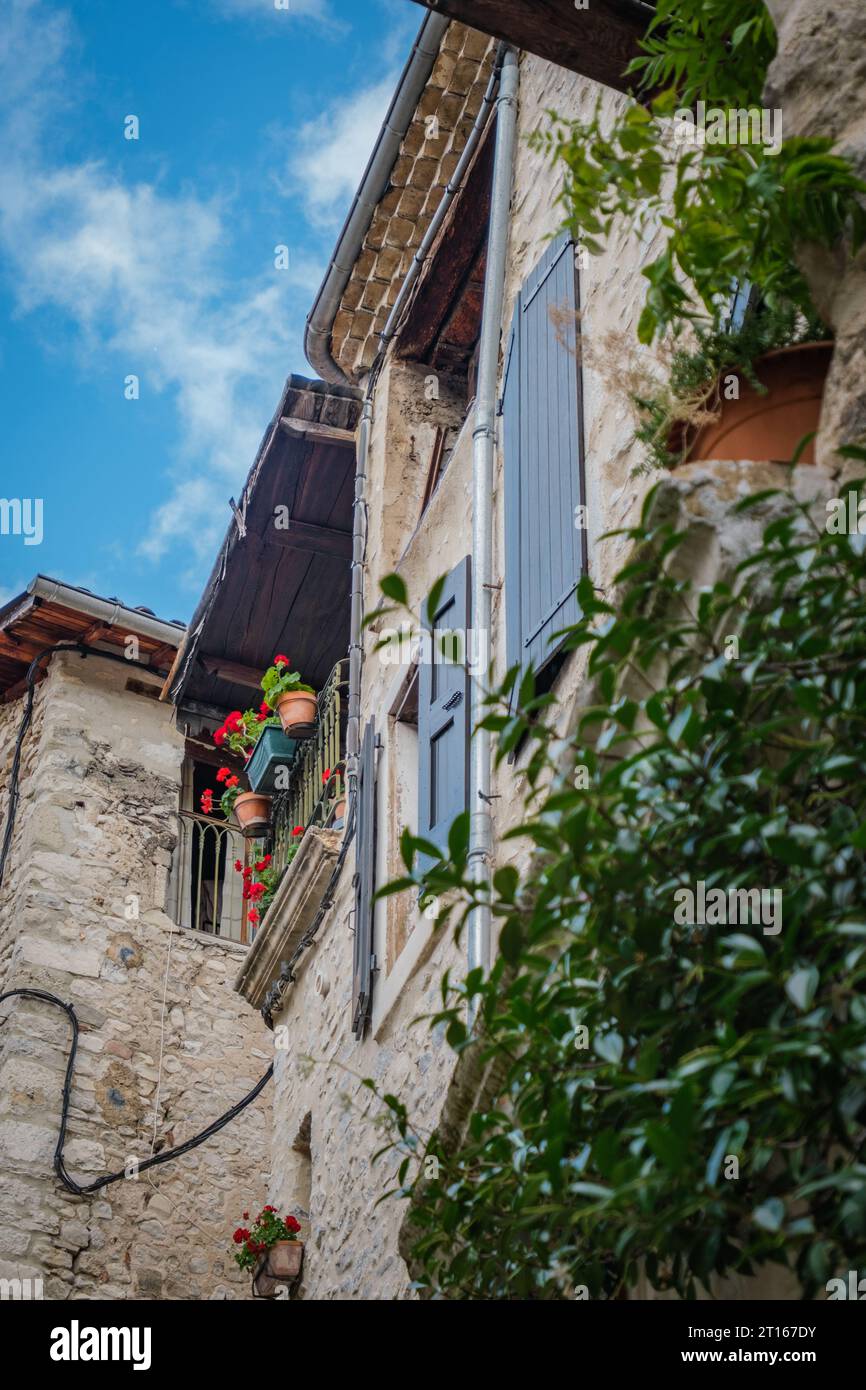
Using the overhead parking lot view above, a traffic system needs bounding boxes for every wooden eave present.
[396,111,496,368]
[169,375,361,720]
[0,595,183,702]
[409,0,652,92]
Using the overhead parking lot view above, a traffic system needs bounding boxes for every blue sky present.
[0,0,418,621]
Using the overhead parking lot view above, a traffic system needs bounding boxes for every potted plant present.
[632,304,832,470]
[531,2,865,470]
[201,767,271,838]
[232,1205,303,1298]
[246,699,298,795]
[261,654,318,737]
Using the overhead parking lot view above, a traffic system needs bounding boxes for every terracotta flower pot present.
[233,791,272,838]
[275,689,318,737]
[252,1240,304,1299]
[674,341,832,467]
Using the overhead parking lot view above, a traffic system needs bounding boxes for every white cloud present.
[0,0,316,567]
[210,0,332,22]
[283,74,396,226]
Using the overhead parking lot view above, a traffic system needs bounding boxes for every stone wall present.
[255,35,855,1301]
[258,48,667,1301]
[0,652,271,1299]
[763,0,866,468]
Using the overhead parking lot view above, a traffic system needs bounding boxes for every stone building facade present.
[216,9,865,1301]
[2,4,862,1304]
[0,597,271,1300]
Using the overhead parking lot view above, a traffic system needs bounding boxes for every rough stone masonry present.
[0,652,271,1299]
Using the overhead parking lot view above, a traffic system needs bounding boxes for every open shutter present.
[418,556,471,855]
[351,718,377,1039]
[502,233,586,684]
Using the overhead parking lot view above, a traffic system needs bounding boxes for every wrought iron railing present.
[271,659,348,876]
[171,810,250,944]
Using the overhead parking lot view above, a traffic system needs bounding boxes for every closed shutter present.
[351,718,377,1039]
[418,556,471,855]
[502,233,586,684]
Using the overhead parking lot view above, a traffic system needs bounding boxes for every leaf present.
[423,575,447,627]
[753,1199,785,1233]
[380,573,407,605]
[499,918,524,965]
[785,966,819,1011]
[594,1032,624,1065]
[448,812,470,865]
[493,865,519,902]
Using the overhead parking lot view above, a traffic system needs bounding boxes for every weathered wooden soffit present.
[167,375,361,722]
[0,581,184,703]
[408,0,653,93]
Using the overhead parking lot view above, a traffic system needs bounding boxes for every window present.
[168,753,250,942]
[418,556,471,856]
[501,234,587,687]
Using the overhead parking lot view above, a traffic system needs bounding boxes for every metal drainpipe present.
[345,394,372,809]
[344,46,507,817]
[467,46,519,988]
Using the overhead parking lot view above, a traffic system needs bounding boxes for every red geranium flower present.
[234,859,244,872]
[292,825,304,837]
[322,768,330,784]
[216,766,231,784]
[273,654,290,668]
[285,1215,301,1234]
[248,908,260,924]
[225,711,244,732]
[259,701,271,719]
[233,1227,250,1244]
[200,790,214,813]
[214,728,225,746]
[255,855,271,871]
[242,1212,249,1220]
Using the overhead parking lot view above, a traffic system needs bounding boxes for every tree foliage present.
[530,1,866,344]
[376,481,866,1299]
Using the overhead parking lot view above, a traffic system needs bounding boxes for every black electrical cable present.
[0,988,272,1195]
[0,643,273,1195]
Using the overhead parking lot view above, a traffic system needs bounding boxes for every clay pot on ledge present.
[275,689,318,738]
[252,1240,304,1299]
[233,791,272,839]
[672,341,832,467]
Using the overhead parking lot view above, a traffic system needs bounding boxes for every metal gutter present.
[27,576,185,647]
[344,42,504,812]
[467,46,519,989]
[304,10,450,385]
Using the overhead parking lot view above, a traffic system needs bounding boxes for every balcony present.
[170,810,251,944]
[271,658,348,876]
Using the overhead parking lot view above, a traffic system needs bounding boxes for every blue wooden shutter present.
[352,718,377,1039]
[502,234,586,683]
[418,556,471,855]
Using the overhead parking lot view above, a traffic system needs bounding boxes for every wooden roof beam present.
[198,655,265,690]
[0,633,48,665]
[260,520,353,561]
[408,0,650,93]
[279,416,356,445]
